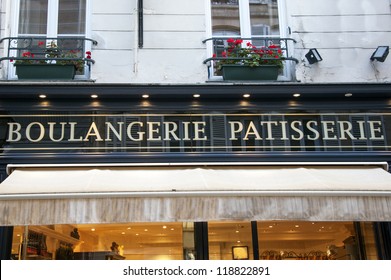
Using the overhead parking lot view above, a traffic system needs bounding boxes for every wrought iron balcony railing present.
[202,37,298,77]
[0,36,98,69]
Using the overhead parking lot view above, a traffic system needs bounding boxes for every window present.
[12,222,192,260]
[210,0,281,37]
[10,0,90,79]
[18,0,86,36]
[208,0,293,80]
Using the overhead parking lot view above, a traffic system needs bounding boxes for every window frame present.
[205,0,292,81]
[9,0,92,80]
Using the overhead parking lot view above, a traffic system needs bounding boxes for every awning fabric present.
[1,163,391,225]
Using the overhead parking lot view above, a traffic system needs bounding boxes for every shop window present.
[208,221,254,260]
[360,222,379,260]
[257,221,378,260]
[11,222,192,260]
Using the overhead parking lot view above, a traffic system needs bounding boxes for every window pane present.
[360,222,379,260]
[12,223,185,260]
[19,0,48,35]
[258,221,359,260]
[58,0,86,34]
[211,0,240,36]
[250,0,279,36]
[209,221,253,260]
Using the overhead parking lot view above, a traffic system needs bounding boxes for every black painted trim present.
[0,227,13,260]
[194,222,209,260]
[0,83,391,101]
[251,221,260,260]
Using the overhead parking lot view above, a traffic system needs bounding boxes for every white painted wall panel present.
[143,15,205,32]
[92,31,134,50]
[92,14,135,31]
[291,15,391,33]
[91,50,134,83]
[136,49,207,83]
[296,33,390,49]
[93,0,135,14]
[288,0,391,16]
[144,0,205,15]
[143,31,205,49]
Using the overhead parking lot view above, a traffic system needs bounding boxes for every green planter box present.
[15,64,76,80]
[221,65,279,81]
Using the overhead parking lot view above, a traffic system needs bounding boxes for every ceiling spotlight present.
[193,94,200,98]
[345,93,353,97]
[39,94,47,99]
[243,94,251,98]
[142,94,149,99]
[370,46,389,62]
[91,94,98,99]
[305,48,322,64]
[293,93,301,98]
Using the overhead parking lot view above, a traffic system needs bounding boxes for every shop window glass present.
[208,221,253,260]
[360,222,379,260]
[258,221,361,260]
[11,222,189,260]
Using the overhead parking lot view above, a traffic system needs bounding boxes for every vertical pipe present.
[138,0,143,48]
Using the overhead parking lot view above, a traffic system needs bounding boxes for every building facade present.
[0,0,391,260]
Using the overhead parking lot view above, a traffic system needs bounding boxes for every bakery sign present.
[0,113,389,152]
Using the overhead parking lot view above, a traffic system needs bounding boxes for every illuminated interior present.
[11,221,378,260]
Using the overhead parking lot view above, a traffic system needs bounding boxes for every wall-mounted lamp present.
[370,46,389,62]
[305,48,322,64]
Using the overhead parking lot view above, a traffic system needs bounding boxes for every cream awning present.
[1,162,391,225]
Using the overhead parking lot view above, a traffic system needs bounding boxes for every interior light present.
[371,46,389,62]
[345,93,353,97]
[142,94,149,99]
[91,94,98,99]
[193,94,200,98]
[293,93,301,98]
[243,94,251,98]
[39,94,47,99]
[305,48,322,64]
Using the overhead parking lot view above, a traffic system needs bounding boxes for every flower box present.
[15,64,76,80]
[221,65,279,81]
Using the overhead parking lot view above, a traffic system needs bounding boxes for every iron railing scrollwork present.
[0,36,98,71]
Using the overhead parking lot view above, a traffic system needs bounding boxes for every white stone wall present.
[0,0,390,84]
[91,0,207,83]
[288,0,391,83]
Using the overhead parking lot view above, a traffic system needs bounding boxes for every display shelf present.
[29,226,83,246]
